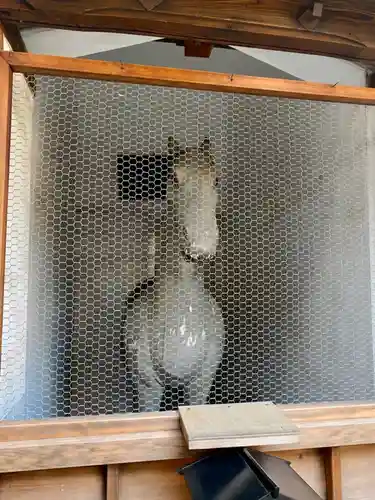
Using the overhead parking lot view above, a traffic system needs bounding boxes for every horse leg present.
[186,370,214,406]
[186,345,222,406]
[137,360,164,412]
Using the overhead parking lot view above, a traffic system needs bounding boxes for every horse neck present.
[153,186,198,288]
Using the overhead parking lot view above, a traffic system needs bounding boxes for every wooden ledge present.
[0,402,375,473]
[2,51,375,105]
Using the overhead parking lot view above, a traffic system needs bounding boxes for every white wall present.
[0,36,33,418]
[86,42,297,80]
[235,47,367,87]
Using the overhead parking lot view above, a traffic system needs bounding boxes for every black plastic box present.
[179,449,322,500]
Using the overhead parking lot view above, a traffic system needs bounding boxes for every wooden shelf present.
[0,402,374,473]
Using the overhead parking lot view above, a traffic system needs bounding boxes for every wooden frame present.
[2,49,375,499]
[0,402,374,474]
[0,49,12,363]
[3,51,375,105]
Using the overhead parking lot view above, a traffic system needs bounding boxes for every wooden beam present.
[106,464,120,500]
[324,447,343,500]
[0,52,12,366]
[0,24,37,96]
[0,21,27,52]
[184,41,213,58]
[0,1,375,64]
[0,403,375,473]
[2,51,375,105]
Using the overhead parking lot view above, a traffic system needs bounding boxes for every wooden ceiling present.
[0,1,375,64]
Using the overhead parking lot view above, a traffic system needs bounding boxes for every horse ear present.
[168,136,180,157]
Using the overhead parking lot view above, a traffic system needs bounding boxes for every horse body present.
[122,138,224,412]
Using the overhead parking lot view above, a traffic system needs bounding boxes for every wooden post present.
[106,464,120,500]
[324,447,343,500]
[0,54,13,362]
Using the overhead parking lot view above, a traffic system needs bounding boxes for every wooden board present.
[2,447,375,500]
[324,447,343,500]
[119,459,192,500]
[1,1,375,64]
[106,464,120,500]
[340,445,375,500]
[0,466,104,500]
[3,51,375,105]
[1,402,375,472]
[179,402,299,450]
[0,49,12,362]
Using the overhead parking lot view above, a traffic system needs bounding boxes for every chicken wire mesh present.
[1,72,375,420]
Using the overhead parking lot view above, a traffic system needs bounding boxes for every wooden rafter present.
[0,1,375,64]
[0,21,26,52]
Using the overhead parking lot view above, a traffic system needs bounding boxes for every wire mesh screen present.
[2,72,375,420]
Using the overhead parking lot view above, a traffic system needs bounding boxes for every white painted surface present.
[0,67,33,418]
[22,29,160,58]
[235,46,366,87]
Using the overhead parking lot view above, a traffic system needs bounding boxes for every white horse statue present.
[121,137,225,412]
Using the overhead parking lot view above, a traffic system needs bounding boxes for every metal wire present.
[1,73,374,419]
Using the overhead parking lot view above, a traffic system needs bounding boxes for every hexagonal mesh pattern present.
[2,73,375,419]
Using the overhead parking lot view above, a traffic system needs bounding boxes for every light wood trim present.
[106,464,120,500]
[2,51,375,105]
[1,403,375,473]
[0,410,180,442]
[1,402,374,443]
[324,447,343,500]
[0,53,12,363]
[0,466,104,500]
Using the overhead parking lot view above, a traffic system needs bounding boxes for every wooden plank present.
[106,464,120,500]
[1,1,375,64]
[0,51,12,363]
[0,428,190,473]
[0,410,180,442]
[0,466,104,500]
[3,447,375,500]
[324,447,343,500]
[0,402,374,444]
[1,403,375,472]
[3,51,375,105]
[179,402,299,450]
[119,459,192,500]
[340,444,375,500]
